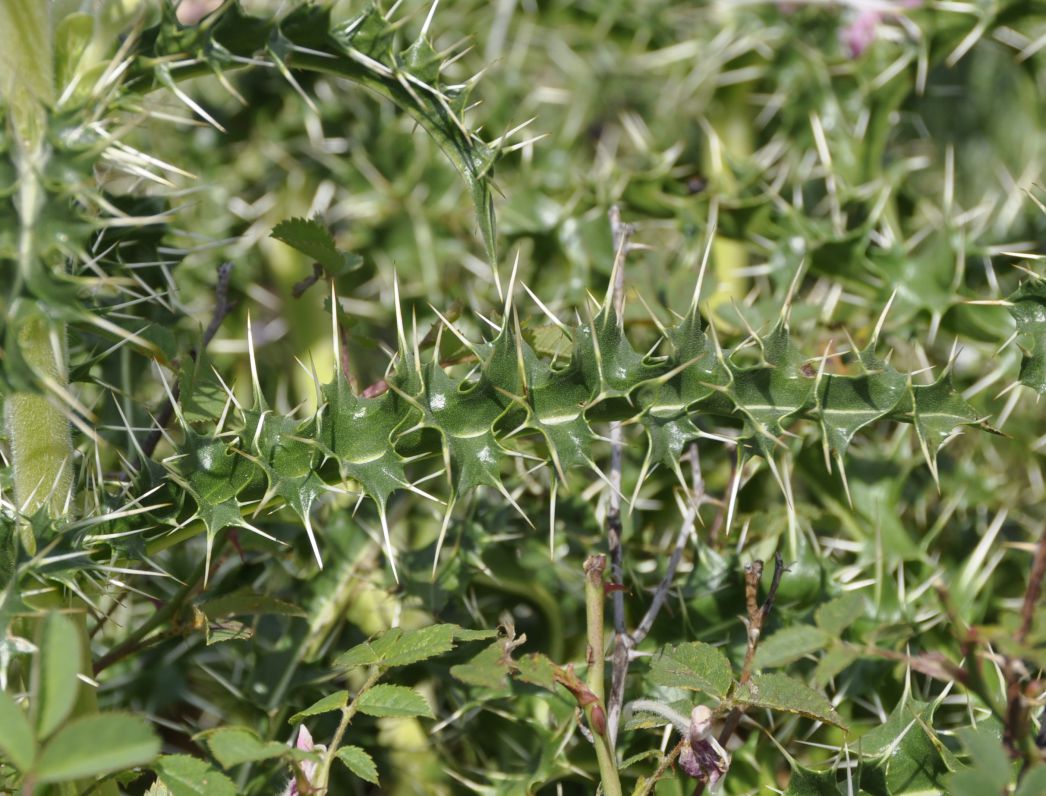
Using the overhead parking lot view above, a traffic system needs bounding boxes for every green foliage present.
[152,755,238,796]
[648,642,734,699]
[34,714,160,784]
[4,0,1046,794]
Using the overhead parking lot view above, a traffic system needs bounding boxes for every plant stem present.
[634,739,686,796]
[6,313,75,523]
[584,555,622,796]
[1004,523,1046,759]
[606,205,631,744]
[2,0,73,526]
[610,444,704,746]
[312,667,383,793]
[94,534,226,674]
[694,552,786,796]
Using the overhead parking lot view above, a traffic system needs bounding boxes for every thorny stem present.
[694,552,786,796]
[583,555,622,796]
[607,205,633,743]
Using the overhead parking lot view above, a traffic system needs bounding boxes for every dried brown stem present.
[609,446,703,745]
[1003,524,1046,757]
[694,552,786,796]
[606,204,634,743]
[1018,526,1046,645]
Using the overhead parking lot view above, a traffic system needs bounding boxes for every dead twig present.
[694,551,787,796]
[1004,524,1046,757]
[606,205,635,744]
[608,444,704,745]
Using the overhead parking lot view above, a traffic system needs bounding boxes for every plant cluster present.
[4,1,1046,794]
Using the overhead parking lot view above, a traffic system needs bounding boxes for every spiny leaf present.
[130,3,500,263]
[908,373,981,480]
[148,286,984,579]
[857,699,954,795]
[1007,277,1046,394]
[784,766,842,796]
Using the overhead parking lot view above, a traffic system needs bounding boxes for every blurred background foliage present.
[7,0,1046,793]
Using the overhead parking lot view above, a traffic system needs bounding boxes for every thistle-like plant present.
[3,1,1046,794]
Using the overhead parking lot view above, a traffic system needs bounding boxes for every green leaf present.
[450,641,512,691]
[356,685,434,719]
[289,691,348,725]
[35,713,160,783]
[179,349,226,422]
[271,217,370,285]
[36,611,80,739]
[733,674,844,728]
[857,699,938,757]
[201,590,304,618]
[451,626,498,642]
[943,727,1011,795]
[1015,766,1046,796]
[647,642,734,699]
[0,688,34,771]
[335,745,379,784]
[858,700,953,795]
[909,374,980,474]
[784,765,841,795]
[369,624,458,667]
[200,727,288,768]
[333,641,382,673]
[54,12,93,92]
[816,366,905,461]
[754,625,833,669]
[203,617,253,645]
[154,755,238,796]
[812,645,860,688]
[515,653,558,691]
[814,592,866,635]
[333,623,466,672]
[1007,278,1046,394]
